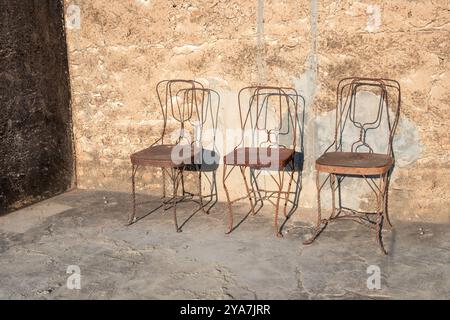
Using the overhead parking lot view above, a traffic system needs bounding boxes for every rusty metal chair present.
[223,86,304,236]
[304,77,401,254]
[128,80,219,232]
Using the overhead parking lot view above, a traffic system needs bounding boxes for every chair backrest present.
[155,79,205,146]
[332,77,401,156]
[176,87,220,150]
[236,86,305,151]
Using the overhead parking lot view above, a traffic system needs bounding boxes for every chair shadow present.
[227,198,265,234]
[176,200,208,231]
[130,201,164,224]
[131,197,185,224]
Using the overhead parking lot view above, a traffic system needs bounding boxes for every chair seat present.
[223,147,294,169]
[131,144,197,168]
[316,152,393,175]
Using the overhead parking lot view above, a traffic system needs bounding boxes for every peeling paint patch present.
[173,43,206,55]
[136,0,152,6]
[291,0,320,208]
[393,117,423,167]
[256,0,266,84]
[366,4,381,32]
[66,4,81,30]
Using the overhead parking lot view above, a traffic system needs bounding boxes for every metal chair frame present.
[128,80,219,232]
[304,77,401,254]
[223,86,305,236]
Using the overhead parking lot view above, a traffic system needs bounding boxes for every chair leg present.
[274,170,285,237]
[208,170,218,213]
[376,174,388,255]
[222,165,234,234]
[162,168,170,212]
[180,169,186,197]
[128,164,138,225]
[330,174,337,218]
[161,167,166,198]
[303,171,328,245]
[198,171,207,214]
[239,166,256,216]
[283,159,295,218]
[173,168,182,233]
[249,168,263,209]
[384,175,394,229]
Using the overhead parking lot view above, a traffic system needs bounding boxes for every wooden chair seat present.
[223,147,294,169]
[130,144,197,168]
[316,152,393,175]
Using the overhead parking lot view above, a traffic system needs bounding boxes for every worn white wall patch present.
[366,4,381,32]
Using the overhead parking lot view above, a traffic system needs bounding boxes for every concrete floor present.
[0,189,449,299]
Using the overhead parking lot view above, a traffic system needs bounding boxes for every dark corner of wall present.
[0,0,75,214]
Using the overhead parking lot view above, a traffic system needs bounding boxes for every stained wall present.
[64,0,450,222]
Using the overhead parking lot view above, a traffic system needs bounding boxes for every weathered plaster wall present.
[0,0,74,214]
[65,0,450,222]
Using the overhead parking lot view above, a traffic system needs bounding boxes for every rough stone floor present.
[0,189,449,299]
